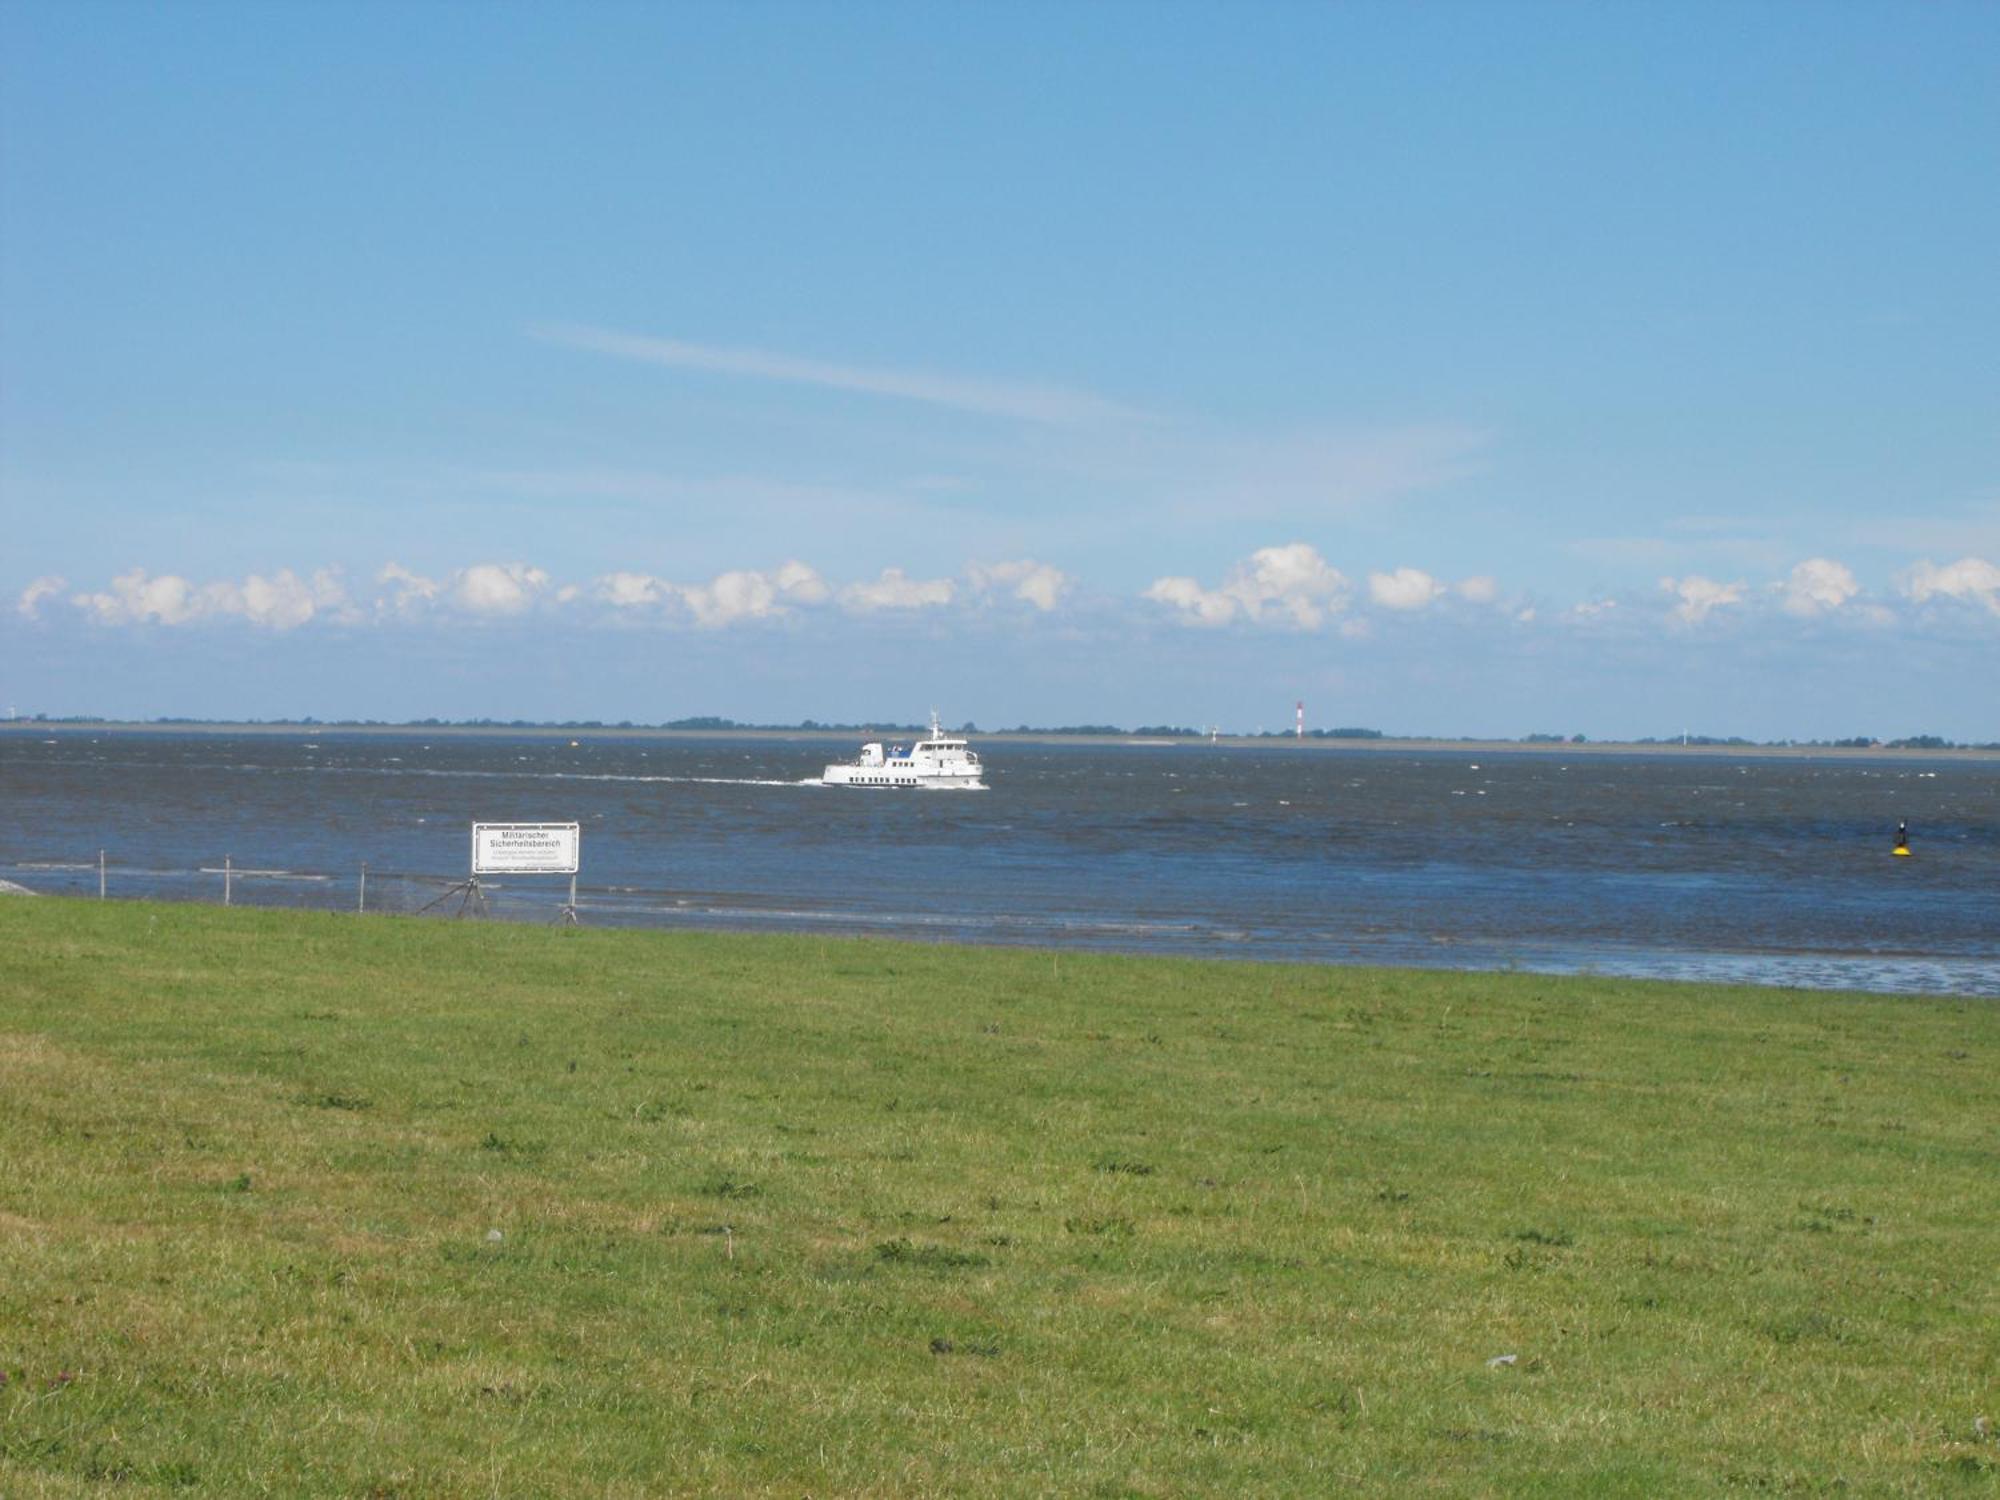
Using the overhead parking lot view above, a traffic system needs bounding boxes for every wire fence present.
[0,853,589,926]
[0,852,1053,948]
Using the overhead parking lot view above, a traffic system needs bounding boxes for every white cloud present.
[839,567,955,613]
[1145,543,1349,630]
[1224,544,1349,629]
[966,559,1070,612]
[1367,567,1446,611]
[243,571,323,629]
[376,562,441,614]
[38,557,940,630]
[1144,575,1238,627]
[73,570,202,626]
[1780,557,1861,617]
[596,571,669,609]
[1661,575,1745,625]
[531,322,1145,427]
[15,575,67,620]
[681,569,779,628]
[376,561,552,619]
[207,568,348,630]
[593,562,827,624]
[1901,556,2000,614]
[771,559,830,606]
[53,553,1971,648]
[452,562,549,616]
[67,567,346,630]
[672,561,829,628]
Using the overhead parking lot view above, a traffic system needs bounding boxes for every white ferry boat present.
[822,712,987,790]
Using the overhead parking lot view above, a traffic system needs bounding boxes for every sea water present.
[3,731,1996,996]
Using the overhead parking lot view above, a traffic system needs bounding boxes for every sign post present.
[419,822,581,922]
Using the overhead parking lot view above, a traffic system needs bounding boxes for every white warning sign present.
[471,822,580,875]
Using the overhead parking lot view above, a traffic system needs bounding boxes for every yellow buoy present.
[1893,847,1912,857]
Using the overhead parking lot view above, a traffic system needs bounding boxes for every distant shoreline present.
[4,720,1997,761]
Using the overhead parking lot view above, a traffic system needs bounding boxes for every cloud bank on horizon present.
[20,547,1999,636]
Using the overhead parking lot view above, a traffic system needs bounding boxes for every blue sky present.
[4,1,1997,737]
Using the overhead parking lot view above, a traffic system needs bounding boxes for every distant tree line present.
[5,713,1996,749]
[1635,733,1991,750]
[661,716,928,734]
[1008,723,1126,736]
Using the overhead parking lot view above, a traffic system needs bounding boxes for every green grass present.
[1,899,1996,1496]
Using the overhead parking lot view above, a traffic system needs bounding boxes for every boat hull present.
[821,766,985,790]
[821,712,987,789]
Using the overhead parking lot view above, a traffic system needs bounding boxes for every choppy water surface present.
[4,732,1996,996]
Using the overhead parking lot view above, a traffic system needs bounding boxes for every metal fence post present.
[358,862,367,915]
[224,855,233,907]
[98,848,106,900]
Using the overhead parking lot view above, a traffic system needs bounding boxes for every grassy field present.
[1,900,1995,1496]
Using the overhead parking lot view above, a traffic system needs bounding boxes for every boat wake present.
[213,764,821,789]
[26,753,825,790]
